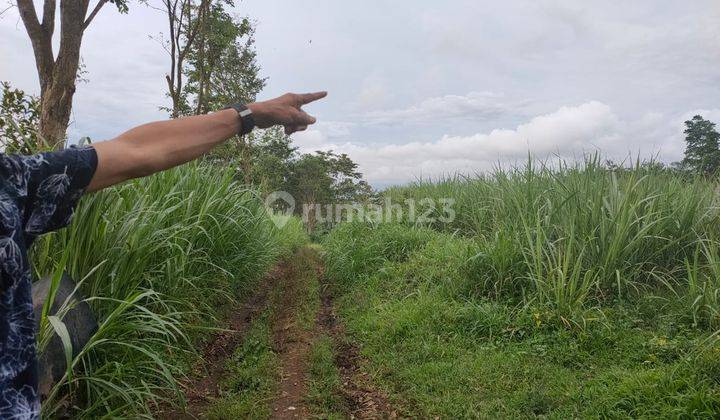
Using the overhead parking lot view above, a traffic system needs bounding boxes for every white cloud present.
[293,129,326,150]
[303,101,699,186]
[678,110,720,127]
[360,91,530,126]
[292,121,355,151]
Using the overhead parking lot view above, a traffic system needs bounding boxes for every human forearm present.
[89,109,240,191]
[118,109,240,170]
[87,91,326,192]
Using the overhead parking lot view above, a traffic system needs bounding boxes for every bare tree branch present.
[157,0,212,117]
[83,0,107,29]
[143,2,166,14]
[148,33,172,55]
[179,0,208,61]
[0,2,16,17]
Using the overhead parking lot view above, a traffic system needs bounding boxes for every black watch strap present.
[224,103,255,135]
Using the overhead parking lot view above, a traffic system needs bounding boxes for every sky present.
[1,0,719,187]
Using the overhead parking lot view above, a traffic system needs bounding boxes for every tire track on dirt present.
[158,262,286,419]
[270,247,314,419]
[161,246,399,419]
[317,290,399,419]
[270,246,399,419]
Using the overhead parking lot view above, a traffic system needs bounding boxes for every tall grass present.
[31,163,307,418]
[322,158,720,417]
[374,157,720,321]
[670,241,720,329]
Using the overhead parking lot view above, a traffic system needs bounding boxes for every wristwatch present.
[224,103,256,135]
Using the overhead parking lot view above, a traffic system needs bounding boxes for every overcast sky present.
[2,0,719,186]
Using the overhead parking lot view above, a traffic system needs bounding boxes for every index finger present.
[298,91,328,105]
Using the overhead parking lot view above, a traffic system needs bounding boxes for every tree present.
[205,126,373,232]
[184,2,265,114]
[183,2,264,181]
[320,151,372,203]
[286,151,372,231]
[682,115,720,176]
[0,81,41,154]
[16,0,129,148]
[155,0,209,117]
[154,0,263,118]
[154,0,264,178]
[249,126,297,191]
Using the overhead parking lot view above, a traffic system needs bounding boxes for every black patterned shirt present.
[0,146,97,419]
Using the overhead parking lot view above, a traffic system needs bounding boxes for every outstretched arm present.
[88,91,327,192]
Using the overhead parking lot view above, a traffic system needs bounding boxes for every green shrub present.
[671,241,720,329]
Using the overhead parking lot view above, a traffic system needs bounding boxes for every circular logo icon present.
[264,191,296,228]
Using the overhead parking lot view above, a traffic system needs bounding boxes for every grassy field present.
[31,163,307,418]
[31,158,720,418]
[323,160,720,418]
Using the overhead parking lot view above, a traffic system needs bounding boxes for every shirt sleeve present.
[12,146,98,237]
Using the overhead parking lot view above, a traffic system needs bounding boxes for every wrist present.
[247,102,270,128]
[224,103,256,135]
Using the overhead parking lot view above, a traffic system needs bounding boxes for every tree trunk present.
[305,199,317,233]
[39,90,73,148]
[39,59,80,148]
[17,0,105,149]
[194,1,209,115]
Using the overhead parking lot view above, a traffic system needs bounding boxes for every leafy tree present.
[205,124,372,232]
[320,151,372,203]
[219,126,372,230]
[250,126,297,192]
[288,154,333,205]
[682,115,720,176]
[155,0,264,178]
[204,126,287,185]
[155,0,264,117]
[16,0,130,148]
[0,82,42,154]
[286,150,372,231]
[184,2,265,114]
[185,2,265,180]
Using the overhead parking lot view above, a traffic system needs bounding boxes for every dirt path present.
[160,246,398,419]
[317,291,398,419]
[269,247,398,419]
[157,263,285,419]
[269,248,314,419]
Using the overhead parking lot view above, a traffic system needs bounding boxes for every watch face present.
[239,106,255,135]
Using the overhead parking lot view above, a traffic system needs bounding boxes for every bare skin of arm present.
[87,91,327,192]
